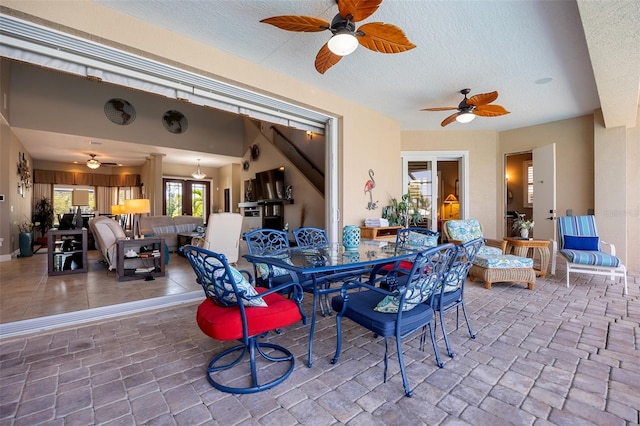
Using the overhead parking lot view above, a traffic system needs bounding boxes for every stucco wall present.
[401,130,499,238]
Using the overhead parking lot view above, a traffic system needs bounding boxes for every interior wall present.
[401,130,499,238]
[242,120,325,231]
[500,115,594,220]
[626,107,640,272]
[0,123,33,258]
[9,61,246,158]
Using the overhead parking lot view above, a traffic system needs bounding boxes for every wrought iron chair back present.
[293,227,329,247]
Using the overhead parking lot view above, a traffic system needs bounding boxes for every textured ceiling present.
[8,1,640,168]
[94,0,638,131]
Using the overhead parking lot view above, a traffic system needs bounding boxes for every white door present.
[532,144,557,241]
[402,159,438,231]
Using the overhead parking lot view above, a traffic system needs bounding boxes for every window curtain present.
[95,186,118,214]
[32,183,52,204]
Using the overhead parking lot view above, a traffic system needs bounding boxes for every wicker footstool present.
[469,263,536,290]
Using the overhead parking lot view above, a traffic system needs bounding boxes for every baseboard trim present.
[0,291,203,340]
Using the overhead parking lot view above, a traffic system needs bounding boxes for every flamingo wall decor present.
[364,169,378,210]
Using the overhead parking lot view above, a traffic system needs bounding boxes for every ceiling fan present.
[421,89,510,127]
[85,154,119,169]
[260,0,416,74]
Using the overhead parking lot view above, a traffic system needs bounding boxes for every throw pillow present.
[406,231,438,248]
[374,274,438,313]
[256,254,294,280]
[205,258,267,307]
[563,235,599,251]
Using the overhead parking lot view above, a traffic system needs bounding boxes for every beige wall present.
[0,122,34,258]
[401,130,500,238]
[627,108,640,272]
[500,116,595,221]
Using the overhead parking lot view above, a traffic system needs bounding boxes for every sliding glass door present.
[163,178,210,220]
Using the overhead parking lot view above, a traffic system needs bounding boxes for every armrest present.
[485,238,507,254]
[600,240,616,256]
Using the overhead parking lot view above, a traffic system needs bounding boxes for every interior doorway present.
[505,151,533,237]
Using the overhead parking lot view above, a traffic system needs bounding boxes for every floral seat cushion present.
[474,254,533,269]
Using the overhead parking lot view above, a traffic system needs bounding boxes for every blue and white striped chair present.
[552,215,627,295]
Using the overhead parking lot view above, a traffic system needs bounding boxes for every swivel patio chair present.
[552,215,628,295]
[331,243,456,397]
[184,245,306,394]
[292,227,328,247]
[431,237,484,358]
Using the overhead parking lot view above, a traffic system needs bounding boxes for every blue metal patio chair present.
[184,245,306,394]
[552,215,628,295]
[292,227,329,247]
[244,228,293,289]
[431,238,484,358]
[331,243,456,397]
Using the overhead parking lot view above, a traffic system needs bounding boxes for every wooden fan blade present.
[467,91,498,106]
[473,104,510,117]
[315,43,343,74]
[339,0,382,22]
[421,106,458,111]
[441,113,460,127]
[356,22,416,53]
[260,15,329,32]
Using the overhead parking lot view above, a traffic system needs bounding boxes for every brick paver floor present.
[1,265,638,425]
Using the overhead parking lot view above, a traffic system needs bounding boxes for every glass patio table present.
[244,240,420,367]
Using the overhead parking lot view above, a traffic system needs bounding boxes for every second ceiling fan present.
[260,0,415,74]
[422,89,510,127]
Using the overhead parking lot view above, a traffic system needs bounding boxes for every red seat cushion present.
[196,288,302,341]
[380,260,414,272]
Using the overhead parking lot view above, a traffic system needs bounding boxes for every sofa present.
[139,215,203,252]
[89,216,143,271]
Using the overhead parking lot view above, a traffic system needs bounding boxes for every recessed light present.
[535,77,553,85]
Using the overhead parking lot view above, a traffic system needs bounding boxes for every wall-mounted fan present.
[86,154,118,169]
[421,89,510,127]
[260,0,415,74]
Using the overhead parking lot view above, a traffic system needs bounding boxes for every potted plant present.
[512,212,534,238]
[33,196,55,244]
[382,192,423,228]
[14,219,35,257]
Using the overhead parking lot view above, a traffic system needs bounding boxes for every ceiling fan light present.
[191,159,206,180]
[328,32,358,56]
[86,158,101,169]
[456,113,476,124]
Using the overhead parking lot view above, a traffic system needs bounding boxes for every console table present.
[116,237,166,281]
[360,226,402,240]
[504,237,551,278]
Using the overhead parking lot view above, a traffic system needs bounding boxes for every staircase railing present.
[270,126,324,193]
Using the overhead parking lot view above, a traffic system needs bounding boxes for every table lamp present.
[72,189,90,229]
[111,204,125,227]
[124,198,150,238]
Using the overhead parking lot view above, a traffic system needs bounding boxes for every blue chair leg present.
[395,336,413,397]
[460,301,476,339]
[206,336,295,394]
[439,308,455,358]
[331,313,344,365]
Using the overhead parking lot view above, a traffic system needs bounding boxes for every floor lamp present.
[124,199,150,239]
[72,190,89,229]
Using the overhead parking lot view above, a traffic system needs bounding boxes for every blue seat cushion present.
[332,290,434,338]
[560,249,620,267]
[474,254,533,269]
[431,289,461,310]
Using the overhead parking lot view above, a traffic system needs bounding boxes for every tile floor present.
[0,247,251,325]
[1,250,638,425]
